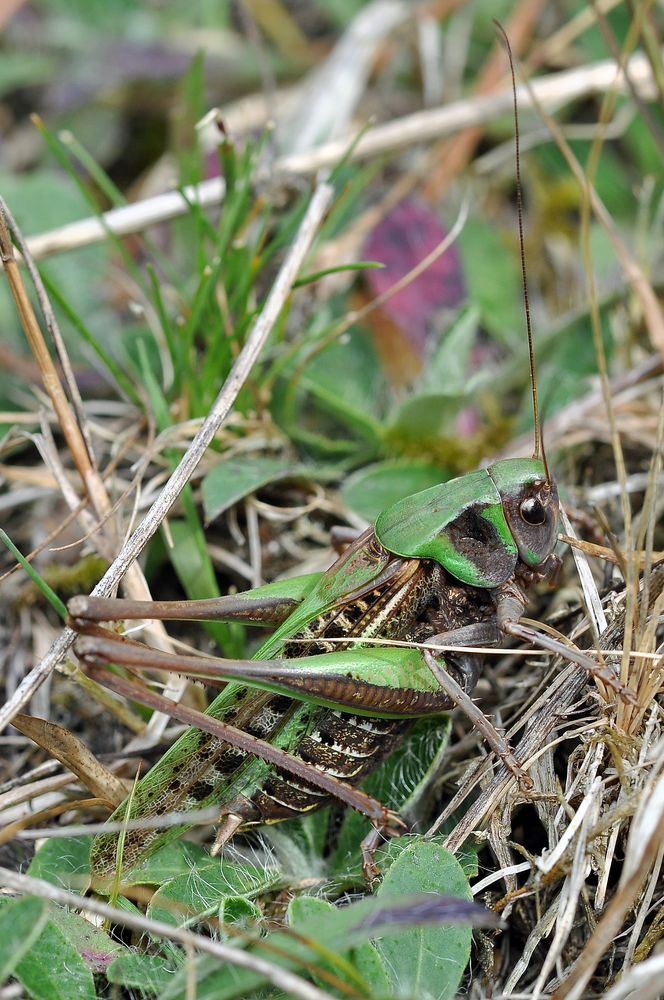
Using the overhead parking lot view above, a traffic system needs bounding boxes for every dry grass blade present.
[442,565,664,993]
[10,714,129,806]
[0,201,109,522]
[552,742,664,999]
[19,50,658,262]
[560,532,664,568]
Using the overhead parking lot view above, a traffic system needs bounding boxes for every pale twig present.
[0,179,333,736]
[0,867,335,1000]
[22,51,658,262]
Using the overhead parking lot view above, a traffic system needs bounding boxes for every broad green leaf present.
[301,329,383,419]
[121,840,212,886]
[0,170,113,347]
[289,895,390,995]
[535,300,612,420]
[27,836,92,893]
[14,913,96,1000]
[375,840,473,1000]
[341,460,446,521]
[388,392,465,441]
[457,215,520,343]
[160,887,493,1000]
[0,898,49,985]
[280,328,384,448]
[415,304,480,396]
[218,895,262,933]
[147,858,282,926]
[46,907,123,974]
[107,952,182,992]
[160,956,256,1000]
[202,457,326,522]
[263,819,328,881]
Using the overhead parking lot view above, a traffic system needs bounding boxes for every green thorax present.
[375,458,549,588]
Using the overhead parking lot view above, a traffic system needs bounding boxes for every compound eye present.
[520,496,547,526]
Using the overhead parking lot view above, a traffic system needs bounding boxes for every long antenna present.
[494,21,549,483]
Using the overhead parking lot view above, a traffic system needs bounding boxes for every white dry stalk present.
[471,860,531,896]
[553,737,606,836]
[621,748,664,886]
[625,840,664,967]
[594,822,621,913]
[537,773,603,876]
[602,951,664,1000]
[11,807,221,841]
[0,179,334,736]
[277,0,411,154]
[502,901,559,994]
[22,51,659,263]
[558,745,664,1000]
[532,776,603,997]
[561,507,608,634]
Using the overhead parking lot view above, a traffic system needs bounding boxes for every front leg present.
[492,581,637,704]
[422,623,534,792]
[362,620,530,878]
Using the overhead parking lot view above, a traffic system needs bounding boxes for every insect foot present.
[360,810,410,885]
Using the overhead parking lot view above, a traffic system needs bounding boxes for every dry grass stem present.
[20,50,658,262]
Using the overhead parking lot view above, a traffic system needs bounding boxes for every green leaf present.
[293,260,384,288]
[288,895,390,995]
[167,511,244,657]
[121,840,212,886]
[415,304,481,396]
[341,460,446,521]
[159,887,492,1000]
[457,215,520,342]
[147,857,282,927]
[14,912,96,1000]
[0,898,49,986]
[293,329,384,442]
[0,529,67,619]
[0,169,114,363]
[46,907,123,974]
[27,837,92,893]
[389,392,465,441]
[107,952,182,992]
[159,956,254,1000]
[202,457,328,523]
[217,896,262,935]
[375,840,473,1000]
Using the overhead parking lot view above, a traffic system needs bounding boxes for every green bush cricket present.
[68,34,632,885]
[71,450,562,880]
